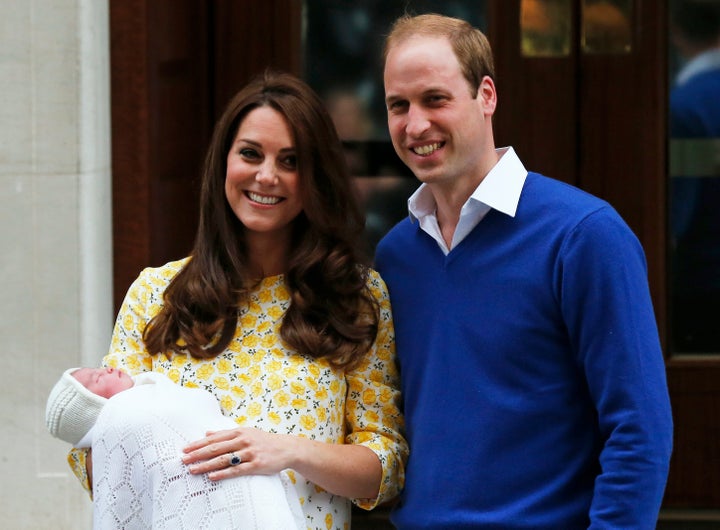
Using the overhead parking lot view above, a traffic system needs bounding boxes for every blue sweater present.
[375,173,673,529]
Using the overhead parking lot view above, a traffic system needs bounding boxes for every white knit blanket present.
[89,372,304,529]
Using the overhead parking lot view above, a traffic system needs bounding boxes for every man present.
[375,13,673,529]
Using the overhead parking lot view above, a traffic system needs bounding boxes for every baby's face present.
[73,367,134,398]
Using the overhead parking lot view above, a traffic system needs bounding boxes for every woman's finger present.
[185,450,236,473]
[181,439,236,465]
[182,428,239,454]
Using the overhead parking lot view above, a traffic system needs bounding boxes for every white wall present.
[0,0,112,527]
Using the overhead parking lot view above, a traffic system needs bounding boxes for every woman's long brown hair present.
[142,71,378,370]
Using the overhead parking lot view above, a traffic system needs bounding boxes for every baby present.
[46,367,304,530]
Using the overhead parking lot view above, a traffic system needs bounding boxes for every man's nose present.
[405,106,430,137]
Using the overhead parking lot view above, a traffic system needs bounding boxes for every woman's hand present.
[181,427,382,499]
[182,427,298,482]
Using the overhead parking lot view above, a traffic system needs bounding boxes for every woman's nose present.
[255,161,278,184]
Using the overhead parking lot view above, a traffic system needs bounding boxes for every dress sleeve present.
[345,269,408,510]
[102,266,164,375]
[66,266,166,491]
[67,447,92,497]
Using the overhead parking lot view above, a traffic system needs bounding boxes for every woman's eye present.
[240,148,259,159]
[280,155,297,169]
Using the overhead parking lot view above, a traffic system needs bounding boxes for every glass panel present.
[668,0,720,353]
[581,0,633,54]
[303,1,487,252]
[520,0,572,57]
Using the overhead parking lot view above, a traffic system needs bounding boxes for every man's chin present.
[411,167,443,184]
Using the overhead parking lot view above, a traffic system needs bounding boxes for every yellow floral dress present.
[70,258,407,530]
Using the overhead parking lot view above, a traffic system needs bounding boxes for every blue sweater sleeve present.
[558,208,673,529]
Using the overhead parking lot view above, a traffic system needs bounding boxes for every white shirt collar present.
[406,147,528,254]
[468,146,527,217]
[408,146,527,220]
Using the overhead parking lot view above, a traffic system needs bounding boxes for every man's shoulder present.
[523,172,612,215]
[515,172,640,249]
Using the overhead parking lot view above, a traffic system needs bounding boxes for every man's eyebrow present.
[421,87,448,96]
[386,87,449,104]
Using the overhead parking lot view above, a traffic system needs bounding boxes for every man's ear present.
[477,75,497,116]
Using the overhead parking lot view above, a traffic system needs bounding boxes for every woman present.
[69,71,407,529]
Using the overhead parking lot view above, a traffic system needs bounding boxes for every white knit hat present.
[45,368,108,445]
